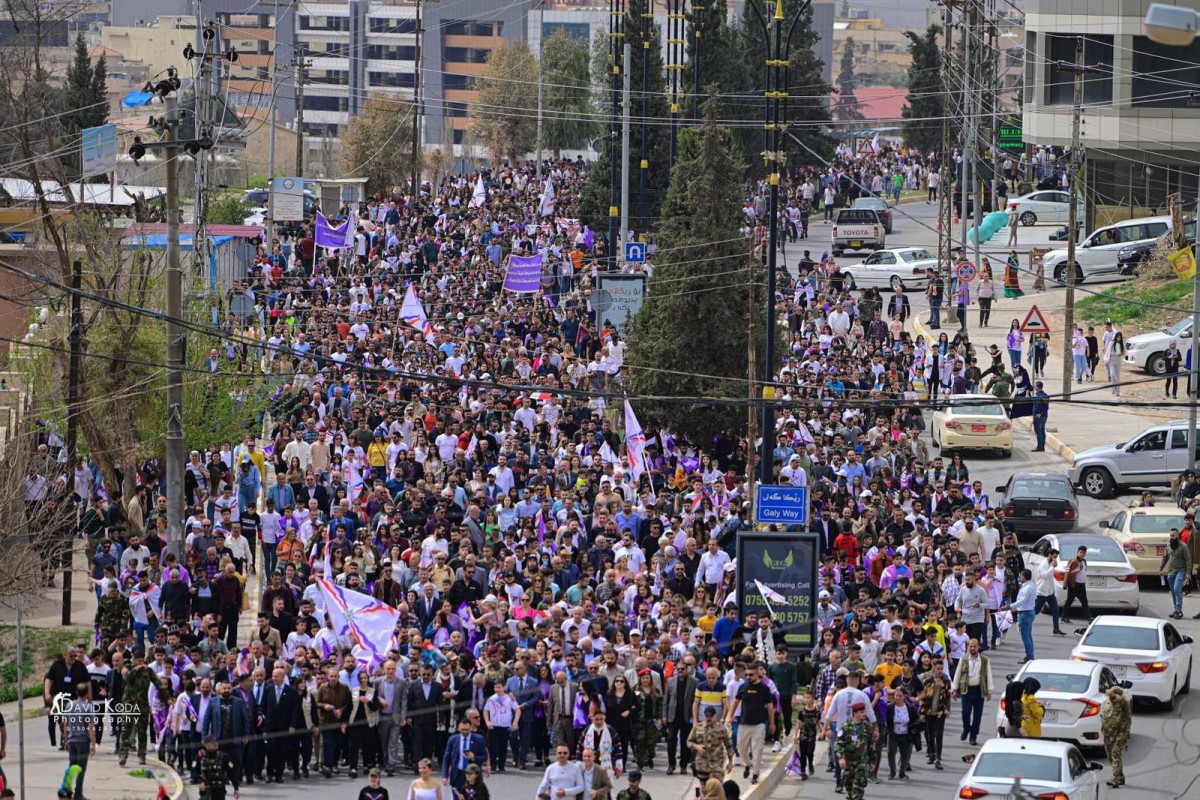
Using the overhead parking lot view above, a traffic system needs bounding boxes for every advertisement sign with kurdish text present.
[736,533,818,650]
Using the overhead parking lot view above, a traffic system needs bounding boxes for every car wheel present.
[1180,659,1192,695]
[1020,211,1037,226]
[1146,351,1168,376]
[1162,678,1177,711]
[1079,467,1114,498]
[1001,449,1013,459]
[890,274,905,291]
[833,249,843,257]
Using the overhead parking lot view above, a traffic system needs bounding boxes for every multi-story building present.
[1023,0,1200,226]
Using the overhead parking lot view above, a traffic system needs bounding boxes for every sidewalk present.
[0,733,182,799]
[913,285,1169,460]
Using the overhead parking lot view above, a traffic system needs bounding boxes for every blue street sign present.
[625,241,646,263]
[755,485,809,526]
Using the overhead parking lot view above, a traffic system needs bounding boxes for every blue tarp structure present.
[121,234,236,289]
[122,90,155,108]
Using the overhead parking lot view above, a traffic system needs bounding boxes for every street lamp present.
[1144,3,1200,46]
[745,0,813,487]
[1144,3,1200,469]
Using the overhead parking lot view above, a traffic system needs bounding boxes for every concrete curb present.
[145,756,187,800]
[912,310,1077,463]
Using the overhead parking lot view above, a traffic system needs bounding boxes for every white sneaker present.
[734,756,743,767]
[772,741,782,753]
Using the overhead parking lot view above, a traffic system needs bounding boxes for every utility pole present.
[1189,169,1200,467]
[265,11,280,239]
[411,0,424,197]
[970,0,982,270]
[620,42,632,252]
[608,0,625,271]
[667,0,683,164]
[638,4,649,239]
[937,3,957,287]
[535,0,544,179]
[691,2,703,120]
[165,94,185,558]
[1061,36,1084,401]
[746,242,757,510]
[63,258,81,625]
[959,0,973,259]
[295,47,310,177]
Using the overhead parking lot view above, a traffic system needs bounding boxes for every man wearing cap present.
[687,704,734,781]
[834,702,874,800]
[616,770,653,800]
[821,667,877,793]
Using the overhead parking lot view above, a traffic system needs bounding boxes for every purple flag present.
[583,226,594,250]
[503,253,543,293]
[314,211,349,249]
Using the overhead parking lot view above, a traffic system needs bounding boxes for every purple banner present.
[503,253,543,293]
[314,211,349,249]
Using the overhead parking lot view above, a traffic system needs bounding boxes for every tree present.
[902,25,945,156]
[336,93,415,195]
[835,37,864,121]
[61,30,109,180]
[541,30,596,157]
[735,0,835,173]
[575,0,672,235]
[469,41,539,164]
[626,99,763,445]
[209,193,249,225]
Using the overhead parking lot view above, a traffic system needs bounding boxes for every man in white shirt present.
[537,744,585,798]
[1034,546,1067,636]
[695,539,732,596]
[488,456,515,495]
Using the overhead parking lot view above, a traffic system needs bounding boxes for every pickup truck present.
[832,209,886,255]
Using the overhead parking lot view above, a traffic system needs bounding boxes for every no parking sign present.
[955,260,978,283]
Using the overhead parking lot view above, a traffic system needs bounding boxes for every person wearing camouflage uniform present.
[1100,685,1132,788]
[834,703,874,800]
[686,706,733,781]
[632,679,663,770]
[118,648,154,766]
[95,582,131,652]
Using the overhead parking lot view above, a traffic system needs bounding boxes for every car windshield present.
[1010,478,1072,499]
[972,753,1061,782]
[1167,318,1192,335]
[1128,513,1185,534]
[1060,540,1125,562]
[1020,672,1091,694]
[1082,625,1159,651]
[951,401,1006,417]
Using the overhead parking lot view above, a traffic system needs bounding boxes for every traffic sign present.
[955,260,978,283]
[624,241,646,263]
[1020,305,1051,334]
[754,485,809,526]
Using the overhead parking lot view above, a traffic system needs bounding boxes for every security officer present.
[834,702,874,799]
[1100,685,1132,788]
[95,581,131,652]
[118,648,155,766]
[686,705,734,781]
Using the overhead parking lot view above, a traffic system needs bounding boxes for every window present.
[1082,625,1159,650]
[973,754,1061,782]
[366,44,416,61]
[452,128,466,144]
[446,102,468,118]
[443,74,475,91]
[304,95,348,112]
[443,47,492,64]
[369,17,417,35]
[369,71,415,89]
[310,70,350,86]
[312,42,350,58]
[1132,36,1200,107]
[1131,430,1167,451]
[1044,34,1112,106]
[1165,624,1183,649]
[300,15,350,32]
[443,20,494,36]
[1020,671,1091,694]
[1128,511,1185,533]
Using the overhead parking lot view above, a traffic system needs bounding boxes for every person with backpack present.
[1001,680,1025,737]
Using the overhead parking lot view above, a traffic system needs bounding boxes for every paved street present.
[224,429,1200,800]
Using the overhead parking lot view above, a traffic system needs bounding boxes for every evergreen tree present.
[541,30,596,157]
[835,37,864,121]
[902,25,945,156]
[734,0,835,174]
[61,31,109,180]
[626,99,763,445]
[576,0,671,237]
[682,0,751,125]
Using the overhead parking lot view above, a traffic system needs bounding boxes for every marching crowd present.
[12,145,1141,800]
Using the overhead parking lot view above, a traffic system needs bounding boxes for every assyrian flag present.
[598,441,621,465]
[871,133,880,154]
[690,485,713,512]
[624,398,650,484]
[796,421,814,445]
[316,577,400,668]
[469,176,487,208]
[755,578,787,605]
[401,284,437,345]
[420,639,448,670]
[346,457,365,507]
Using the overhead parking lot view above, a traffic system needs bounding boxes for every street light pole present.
[750,0,813,487]
[608,0,625,270]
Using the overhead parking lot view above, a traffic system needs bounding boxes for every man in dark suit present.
[415,585,440,630]
[200,680,252,794]
[664,659,699,775]
[887,285,912,322]
[240,670,266,784]
[261,666,300,783]
[809,507,840,557]
[408,664,445,767]
[442,716,489,793]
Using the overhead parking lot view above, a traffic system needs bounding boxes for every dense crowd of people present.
[11,143,1157,800]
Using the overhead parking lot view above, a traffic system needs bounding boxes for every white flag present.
[623,398,650,484]
[754,578,787,605]
[469,176,487,208]
[538,178,556,217]
[400,284,436,344]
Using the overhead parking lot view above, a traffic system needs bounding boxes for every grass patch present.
[1076,278,1193,327]
[0,624,91,704]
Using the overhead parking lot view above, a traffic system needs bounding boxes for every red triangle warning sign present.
[1020,305,1051,334]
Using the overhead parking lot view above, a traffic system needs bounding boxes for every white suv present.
[1124,317,1195,376]
[1043,215,1170,284]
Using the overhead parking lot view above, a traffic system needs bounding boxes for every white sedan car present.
[1071,615,1194,709]
[1007,190,1085,226]
[994,659,1131,748]
[956,738,1103,800]
[840,248,937,291]
[1022,534,1140,613]
[931,394,1013,457]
